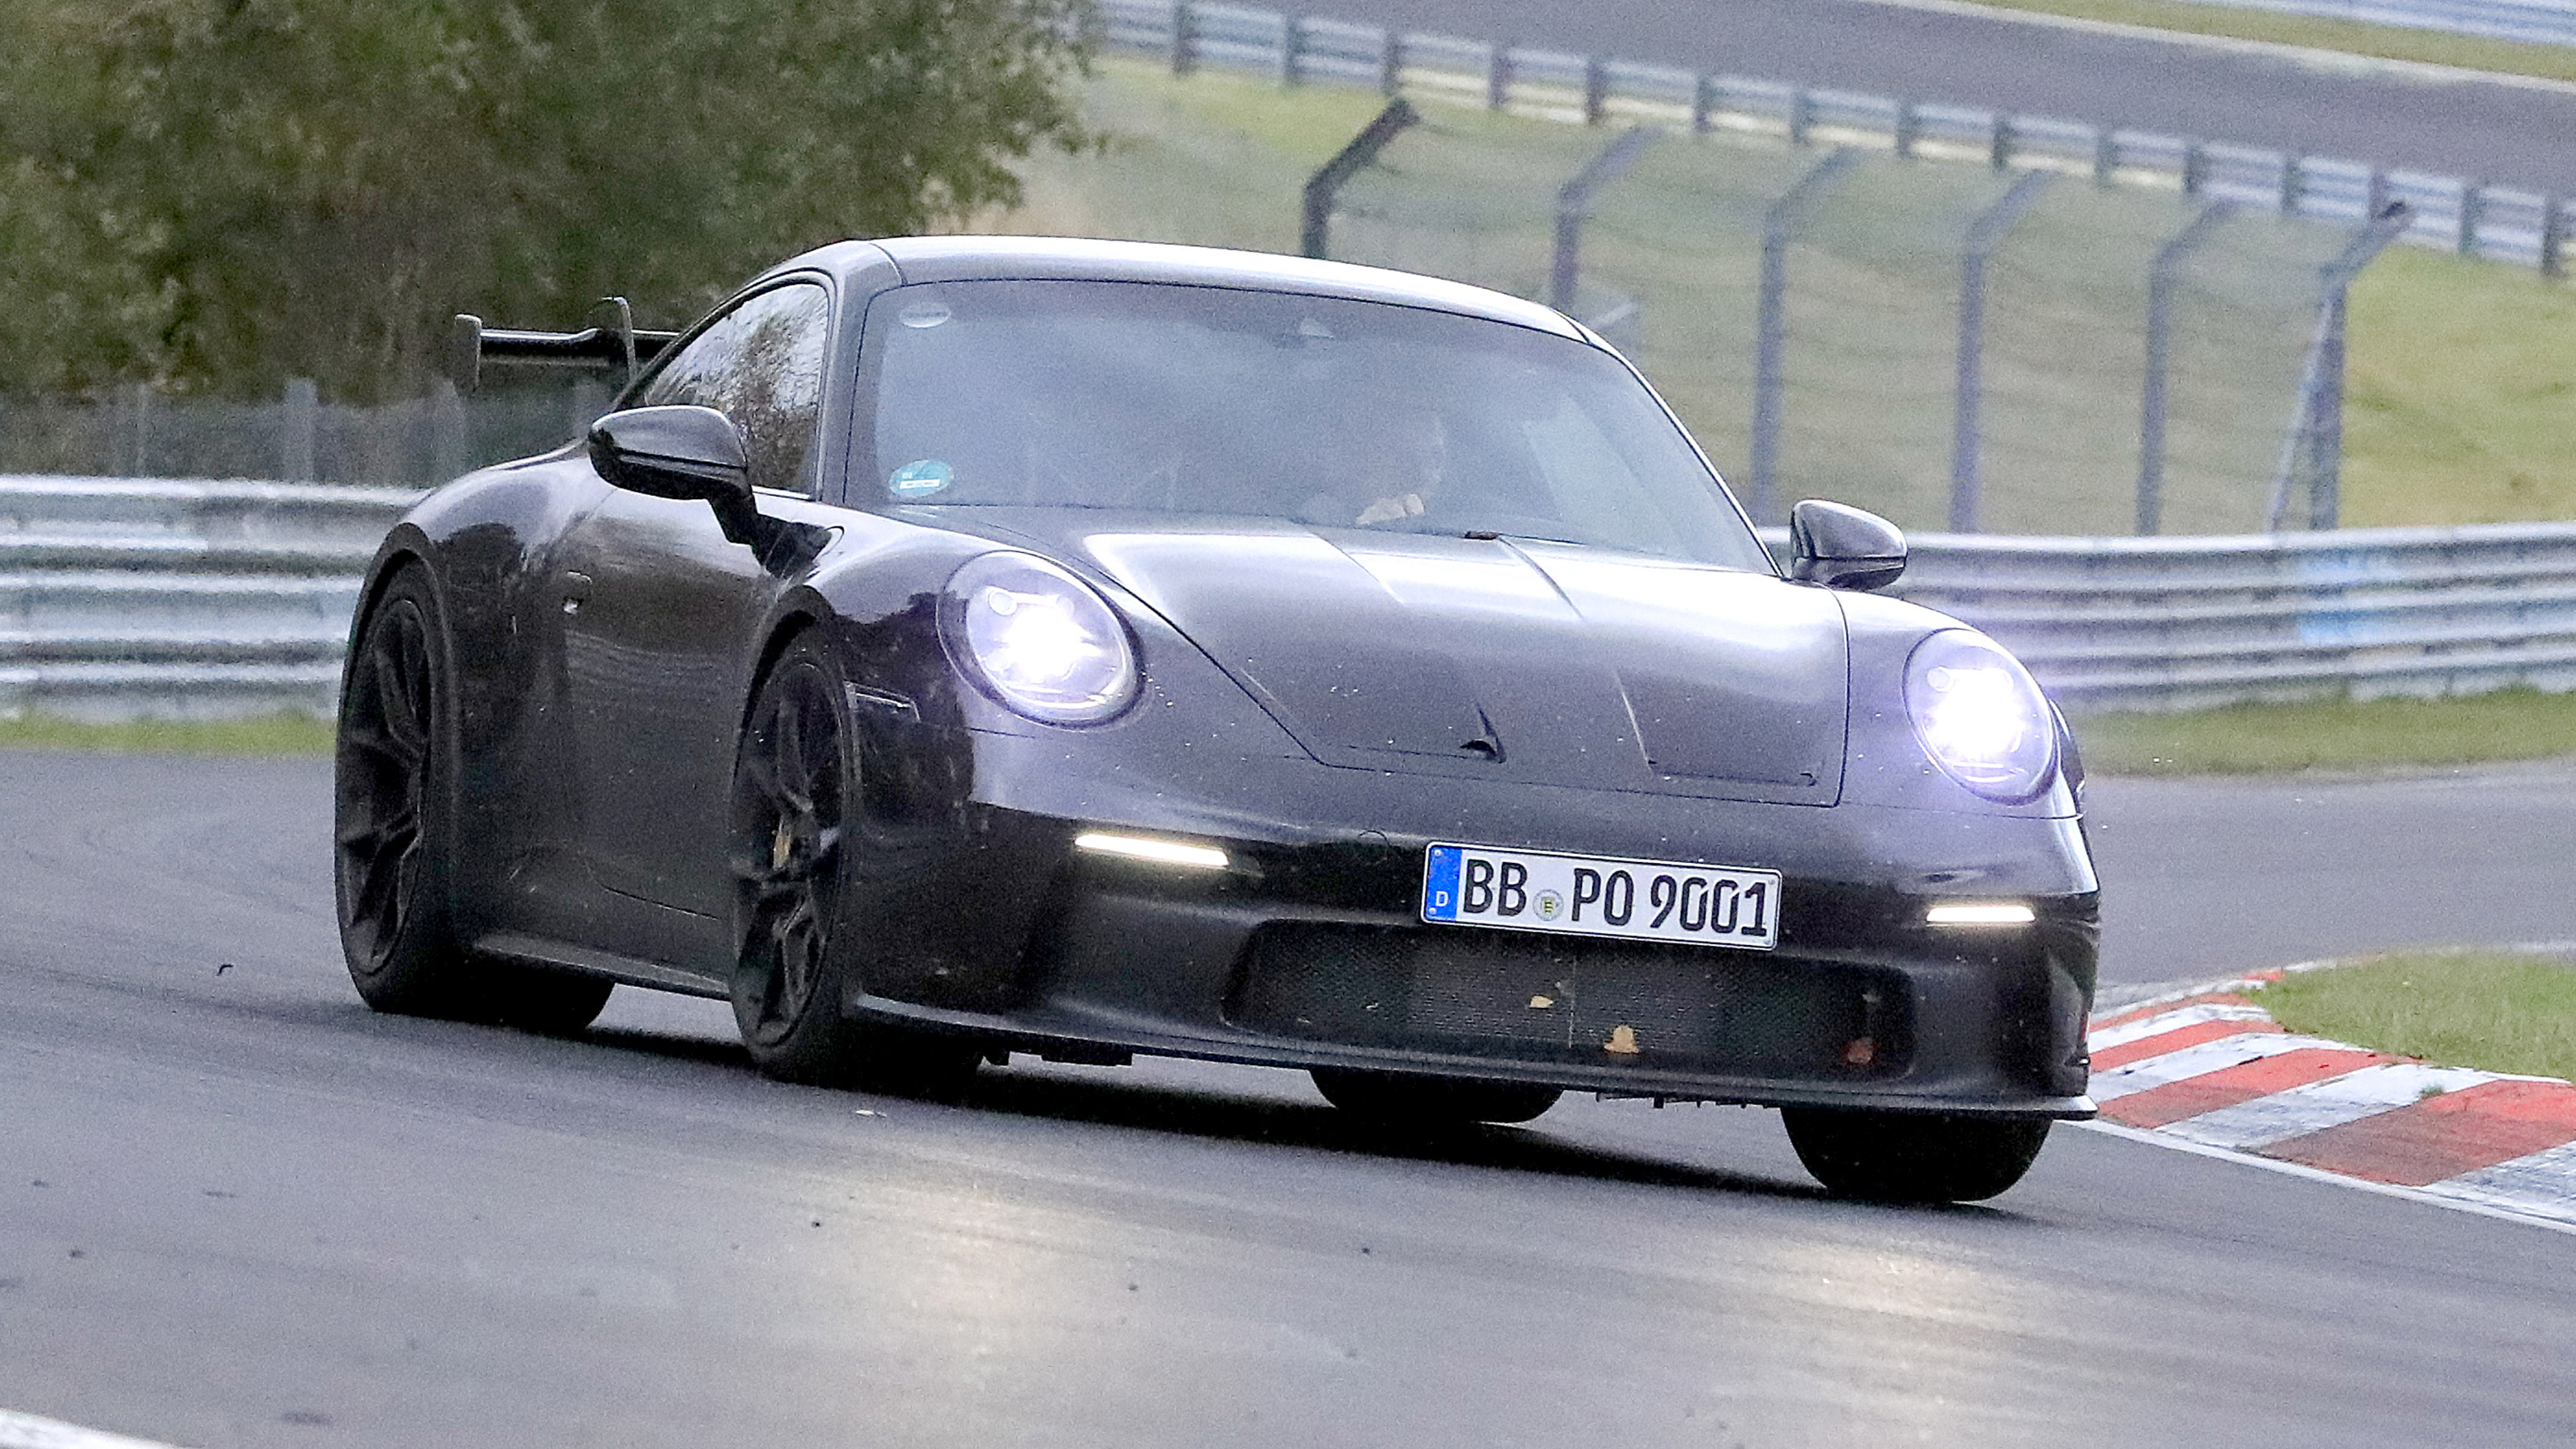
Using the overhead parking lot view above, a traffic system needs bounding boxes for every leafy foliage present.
[0,0,1092,401]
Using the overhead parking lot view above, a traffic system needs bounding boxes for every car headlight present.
[939,552,1139,725]
[1903,630,2057,803]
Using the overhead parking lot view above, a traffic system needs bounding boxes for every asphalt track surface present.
[2083,761,2576,980]
[4,751,2575,1447]
[1327,0,2576,193]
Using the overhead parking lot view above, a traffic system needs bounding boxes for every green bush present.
[0,0,1095,402]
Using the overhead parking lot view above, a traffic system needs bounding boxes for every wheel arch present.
[342,531,440,695]
[739,601,832,741]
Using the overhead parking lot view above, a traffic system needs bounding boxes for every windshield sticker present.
[898,299,953,329]
[887,459,954,499]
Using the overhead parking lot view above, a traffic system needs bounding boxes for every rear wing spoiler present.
[444,298,678,394]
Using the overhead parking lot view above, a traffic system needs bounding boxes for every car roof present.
[764,236,1590,342]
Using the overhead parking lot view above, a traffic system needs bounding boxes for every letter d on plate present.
[1422,844,1463,921]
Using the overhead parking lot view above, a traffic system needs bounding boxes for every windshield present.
[858,279,1772,571]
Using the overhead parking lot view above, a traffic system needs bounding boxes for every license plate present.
[1421,844,1780,951]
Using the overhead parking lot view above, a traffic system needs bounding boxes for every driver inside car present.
[1294,400,1451,528]
[1352,406,1449,526]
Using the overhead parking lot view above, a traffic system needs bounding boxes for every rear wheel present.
[1311,1068,1562,1127]
[336,566,474,1018]
[729,636,979,1095]
[1781,1108,2050,1203]
[336,565,613,1033]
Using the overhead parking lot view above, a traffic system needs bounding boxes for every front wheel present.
[497,969,616,1036]
[1781,1108,2050,1203]
[729,636,979,1096]
[1311,1068,1562,1128]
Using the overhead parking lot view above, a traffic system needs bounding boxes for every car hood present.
[1023,517,1849,806]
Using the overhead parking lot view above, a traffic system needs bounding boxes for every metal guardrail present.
[1766,520,2576,708]
[1894,522,2576,708]
[0,476,417,719]
[2186,0,2576,47]
[7,476,2572,717]
[1112,0,2576,275]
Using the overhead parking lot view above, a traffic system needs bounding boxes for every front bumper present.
[834,738,2099,1117]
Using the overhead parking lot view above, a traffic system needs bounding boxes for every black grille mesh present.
[1231,923,1905,1078]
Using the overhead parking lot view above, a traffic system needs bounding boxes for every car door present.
[549,279,844,943]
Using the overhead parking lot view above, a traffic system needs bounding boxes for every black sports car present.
[338,237,2098,1203]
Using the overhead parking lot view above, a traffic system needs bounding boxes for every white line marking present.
[2089,1000,2274,1051]
[2078,952,2576,1228]
[1846,0,2576,97]
[0,1410,192,1449]
[2098,947,2576,1035]
[2091,964,2337,1024]
[2091,969,2297,1015]
[2425,1140,2576,1223]
[2074,1120,2576,1237]
[2090,1031,2351,1100]
[2161,1062,2496,1150]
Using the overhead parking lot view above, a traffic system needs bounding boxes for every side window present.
[637,283,831,496]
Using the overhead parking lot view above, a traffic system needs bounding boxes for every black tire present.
[1311,1068,1563,1127]
[335,564,615,1034]
[494,968,616,1036]
[729,634,979,1096]
[1781,1108,2051,1203]
[335,564,480,1018]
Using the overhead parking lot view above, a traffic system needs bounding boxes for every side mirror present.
[1789,499,1905,591]
[588,405,751,502]
[588,405,762,544]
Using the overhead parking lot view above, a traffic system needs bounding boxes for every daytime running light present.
[1925,902,2038,927]
[1073,832,1231,871]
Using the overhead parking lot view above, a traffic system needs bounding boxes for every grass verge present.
[2255,950,2576,1081]
[0,712,335,755]
[1946,0,2576,85]
[2070,686,2576,774]
[2344,249,2576,527]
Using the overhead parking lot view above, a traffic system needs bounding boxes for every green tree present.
[0,0,1092,402]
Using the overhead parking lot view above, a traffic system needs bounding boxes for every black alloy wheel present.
[729,635,978,1093]
[1780,1108,2052,1203]
[335,564,610,1033]
[1311,1068,1563,1128]
[336,566,469,1014]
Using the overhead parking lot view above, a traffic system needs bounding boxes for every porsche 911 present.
[336,237,2099,1203]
